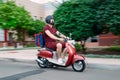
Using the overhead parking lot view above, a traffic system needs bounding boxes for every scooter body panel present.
[65,43,76,66]
[38,50,53,58]
[37,42,86,72]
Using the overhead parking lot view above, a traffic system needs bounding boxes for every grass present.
[104,46,120,52]
[84,54,120,59]
[83,46,120,58]
[0,46,41,51]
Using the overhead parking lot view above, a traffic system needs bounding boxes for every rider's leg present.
[56,43,63,63]
[62,48,67,63]
[62,48,67,58]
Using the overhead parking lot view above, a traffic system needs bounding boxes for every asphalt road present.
[0,60,120,80]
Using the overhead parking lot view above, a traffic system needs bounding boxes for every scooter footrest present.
[47,58,65,66]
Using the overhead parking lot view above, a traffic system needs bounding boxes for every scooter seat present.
[41,46,56,52]
[45,47,55,52]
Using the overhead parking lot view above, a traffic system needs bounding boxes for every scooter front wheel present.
[72,60,85,72]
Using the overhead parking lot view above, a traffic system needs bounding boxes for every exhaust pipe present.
[36,59,43,64]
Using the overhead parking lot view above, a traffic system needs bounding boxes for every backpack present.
[35,33,45,47]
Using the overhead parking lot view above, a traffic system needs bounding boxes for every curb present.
[0,47,40,51]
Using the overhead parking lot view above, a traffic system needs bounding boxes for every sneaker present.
[58,58,63,64]
[62,58,66,63]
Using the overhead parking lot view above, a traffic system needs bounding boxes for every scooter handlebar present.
[64,37,75,45]
[64,37,70,42]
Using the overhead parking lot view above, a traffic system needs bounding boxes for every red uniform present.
[43,25,65,50]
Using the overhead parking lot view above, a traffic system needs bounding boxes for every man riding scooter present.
[36,15,86,72]
[43,15,67,64]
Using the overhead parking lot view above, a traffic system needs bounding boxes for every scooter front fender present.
[72,54,85,64]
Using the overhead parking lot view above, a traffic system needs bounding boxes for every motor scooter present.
[36,38,86,72]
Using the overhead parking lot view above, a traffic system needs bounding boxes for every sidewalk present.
[0,49,38,61]
[0,48,120,70]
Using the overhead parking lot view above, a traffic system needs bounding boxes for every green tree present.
[91,0,120,35]
[28,19,45,36]
[54,0,96,53]
[0,1,33,42]
[54,0,120,53]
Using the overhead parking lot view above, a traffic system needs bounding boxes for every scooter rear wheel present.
[37,57,47,68]
[72,60,85,72]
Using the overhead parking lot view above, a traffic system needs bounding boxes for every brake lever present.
[64,37,70,42]
[64,38,68,42]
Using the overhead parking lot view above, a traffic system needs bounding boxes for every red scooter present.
[36,38,86,72]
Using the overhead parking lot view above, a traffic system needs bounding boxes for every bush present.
[104,46,120,52]
[74,42,82,52]
[24,43,37,47]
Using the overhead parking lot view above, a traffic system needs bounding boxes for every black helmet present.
[45,15,54,25]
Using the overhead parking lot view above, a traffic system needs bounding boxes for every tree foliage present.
[28,20,45,36]
[54,0,120,39]
[0,1,33,41]
[54,0,96,41]
[0,1,32,29]
[54,0,95,53]
[53,0,120,53]
[91,0,120,36]
[0,1,45,42]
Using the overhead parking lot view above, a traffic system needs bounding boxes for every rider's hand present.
[57,38,64,42]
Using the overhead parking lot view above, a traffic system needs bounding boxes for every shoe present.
[58,58,63,64]
[62,58,66,63]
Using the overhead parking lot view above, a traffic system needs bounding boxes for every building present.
[0,0,57,47]
[0,29,6,47]
[86,32,120,47]
[99,32,120,46]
